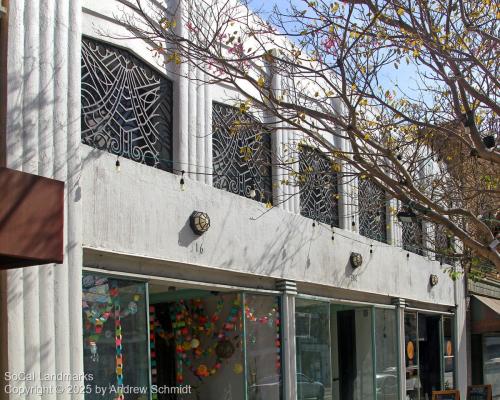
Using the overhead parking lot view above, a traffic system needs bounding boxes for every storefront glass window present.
[245,294,282,400]
[151,292,245,400]
[296,299,331,400]
[483,335,500,399]
[405,312,420,400]
[375,309,399,400]
[352,308,374,400]
[82,274,149,400]
[442,317,455,389]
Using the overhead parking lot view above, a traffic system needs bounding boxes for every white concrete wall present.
[81,147,456,307]
[0,1,468,398]
[1,1,83,399]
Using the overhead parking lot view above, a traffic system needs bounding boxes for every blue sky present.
[247,0,420,95]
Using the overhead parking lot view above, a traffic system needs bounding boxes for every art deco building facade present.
[0,1,470,399]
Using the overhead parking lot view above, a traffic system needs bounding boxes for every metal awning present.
[471,295,500,334]
[473,295,500,315]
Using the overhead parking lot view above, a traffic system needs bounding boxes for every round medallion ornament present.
[215,339,235,359]
[190,211,211,235]
[407,340,415,360]
[446,340,453,356]
[430,274,439,287]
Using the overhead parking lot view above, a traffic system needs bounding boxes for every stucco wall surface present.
[82,147,456,306]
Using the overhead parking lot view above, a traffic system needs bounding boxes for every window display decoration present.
[149,306,158,400]
[153,296,243,384]
[83,277,148,400]
[110,281,125,400]
[245,301,282,372]
[407,340,415,360]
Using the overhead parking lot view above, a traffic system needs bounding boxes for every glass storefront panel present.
[375,309,398,400]
[151,292,245,400]
[352,308,374,400]
[82,274,149,400]
[483,335,500,399]
[245,294,282,400]
[296,299,331,400]
[405,312,420,400]
[442,317,455,389]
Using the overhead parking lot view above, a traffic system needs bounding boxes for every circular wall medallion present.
[407,340,415,360]
[446,340,453,356]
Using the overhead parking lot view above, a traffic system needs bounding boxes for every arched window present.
[81,37,173,171]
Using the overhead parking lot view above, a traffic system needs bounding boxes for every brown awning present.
[0,167,64,269]
[471,295,500,334]
[473,295,500,315]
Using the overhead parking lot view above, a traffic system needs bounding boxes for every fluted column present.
[3,1,84,400]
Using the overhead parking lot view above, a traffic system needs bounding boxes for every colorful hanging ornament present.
[110,281,124,400]
[149,305,158,400]
[233,363,243,374]
[89,340,99,363]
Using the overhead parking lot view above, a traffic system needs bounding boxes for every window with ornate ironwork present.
[299,146,339,227]
[402,219,424,255]
[212,102,272,202]
[358,178,387,242]
[81,37,173,171]
[435,225,455,265]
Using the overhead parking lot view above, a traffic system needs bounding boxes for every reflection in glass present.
[352,308,374,400]
[375,309,398,400]
[442,317,455,389]
[82,275,149,400]
[245,294,282,400]
[483,335,500,399]
[405,312,420,400]
[295,299,330,400]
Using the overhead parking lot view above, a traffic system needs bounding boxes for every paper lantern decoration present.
[215,339,235,359]
[233,363,243,374]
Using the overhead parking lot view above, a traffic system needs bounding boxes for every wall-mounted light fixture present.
[483,135,496,149]
[350,252,363,268]
[397,208,417,224]
[190,211,210,235]
[430,274,439,287]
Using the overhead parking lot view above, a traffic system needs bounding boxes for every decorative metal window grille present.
[212,102,272,202]
[299,146,339,227]
[402,219,424,255]
[81,37,173,171]
[358,178,387,242]
[435,225,455,265]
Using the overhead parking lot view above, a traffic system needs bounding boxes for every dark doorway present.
[418,315,441,399]
[337,310,356,400]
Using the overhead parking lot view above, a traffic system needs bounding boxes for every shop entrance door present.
[331,305,374,400]
[418,315,442,400]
